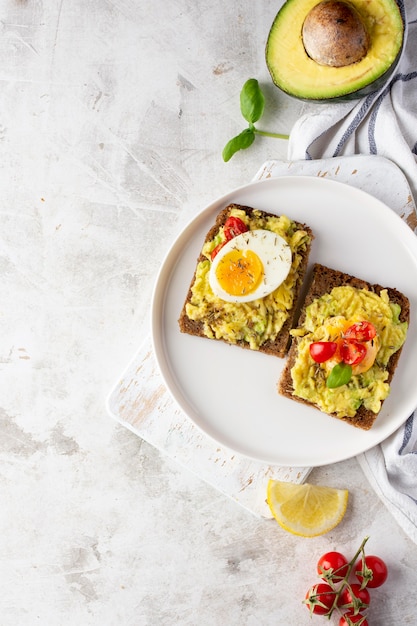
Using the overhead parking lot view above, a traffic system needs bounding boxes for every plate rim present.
[151,175,417,466]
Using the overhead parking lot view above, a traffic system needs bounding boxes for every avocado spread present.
[185,208,311,350]
[290,286,408,417]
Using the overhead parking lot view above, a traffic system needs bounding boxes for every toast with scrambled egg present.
[278,264,409,430]
[178,204,313,357]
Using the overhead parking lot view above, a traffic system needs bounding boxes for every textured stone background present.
[0,1,416,624]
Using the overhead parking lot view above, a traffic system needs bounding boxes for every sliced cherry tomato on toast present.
[224,216,248,240]
[310,341,338,363]
[340,339,367,365]
[344,321,376,342]
[211,216,248,259]
[210,241,226,260]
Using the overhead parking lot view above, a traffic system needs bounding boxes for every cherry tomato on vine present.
[340,339,367,365]
[317,551,349,581]
[339,613,369,626]
[338,583,370,611]
[344,321,376,342]
[355,555,388,588]
[304,583,335,615]
[310,341,338,363]
[224,216,248,240]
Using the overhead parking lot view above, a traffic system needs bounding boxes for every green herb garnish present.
[222,78,289,162]
[326,362,352,389]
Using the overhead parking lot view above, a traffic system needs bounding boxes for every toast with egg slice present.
[178,203,313,357]
[278,263,409,430]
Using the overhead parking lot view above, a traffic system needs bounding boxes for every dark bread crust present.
[178,204,313,357]
[278,263,410,430]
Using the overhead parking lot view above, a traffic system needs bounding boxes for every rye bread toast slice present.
[178,203,313,357]
[278,263,410,430]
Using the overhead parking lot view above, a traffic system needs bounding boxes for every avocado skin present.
[265,0,405,103]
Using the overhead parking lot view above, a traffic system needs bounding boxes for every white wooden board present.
[107,155,416,517]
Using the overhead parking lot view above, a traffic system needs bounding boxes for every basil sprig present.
[326,362,352,389]
[240,77,265,125]
[222,79,289,162]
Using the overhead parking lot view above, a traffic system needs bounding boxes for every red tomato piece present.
[305,583,335,616]
[309,341,338,363]
[224,216,248,240]
[339,613,369,626]
[354,555,388,588]
[317,551,349,581]
[340,339,367,365]
[344,321,376,342]
[210,241,226,260]
[338,583,370,611]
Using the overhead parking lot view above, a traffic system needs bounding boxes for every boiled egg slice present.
[209,229,292,303]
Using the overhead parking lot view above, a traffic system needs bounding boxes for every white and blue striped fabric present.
[288,0,417,543]
[358,413,417,543]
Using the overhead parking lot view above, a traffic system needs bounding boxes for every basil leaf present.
[222,128,255,162]
[240,78,265,124]
[326,362,352,389]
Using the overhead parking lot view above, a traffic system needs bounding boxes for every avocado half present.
[266,0,405,102]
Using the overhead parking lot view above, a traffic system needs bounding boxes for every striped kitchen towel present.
[357,412,417,544]
[288,0,417,544]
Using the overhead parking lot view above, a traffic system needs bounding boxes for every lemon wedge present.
[266,480,348,537]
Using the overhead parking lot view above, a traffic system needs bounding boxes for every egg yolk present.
[215,249,264,296]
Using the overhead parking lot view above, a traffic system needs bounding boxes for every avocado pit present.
[302,0,370,67]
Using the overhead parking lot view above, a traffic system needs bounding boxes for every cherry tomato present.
[305,583,335,615]
[310,341,338,363]
[354,555,388,588]
[224,216,248,240]
[338,583,370,611]
[339,613,369,626]
[345,321,376,342]
[210,241,226,260]
[340,339,367,365]
[211,217,248,259]
[317,551,349,581]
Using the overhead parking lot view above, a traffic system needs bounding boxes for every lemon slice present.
[266,480,348,537]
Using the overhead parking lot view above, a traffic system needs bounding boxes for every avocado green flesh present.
[290,286,408,418]
[266,0,404,101]
[185,208,311,350]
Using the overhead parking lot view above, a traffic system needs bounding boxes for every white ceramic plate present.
[151,176,417,467]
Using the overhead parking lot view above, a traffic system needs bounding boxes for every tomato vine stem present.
[326,536,370,618]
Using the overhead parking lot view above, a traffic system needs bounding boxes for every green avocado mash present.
[185,207,311,350]
[290,286,408,418]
